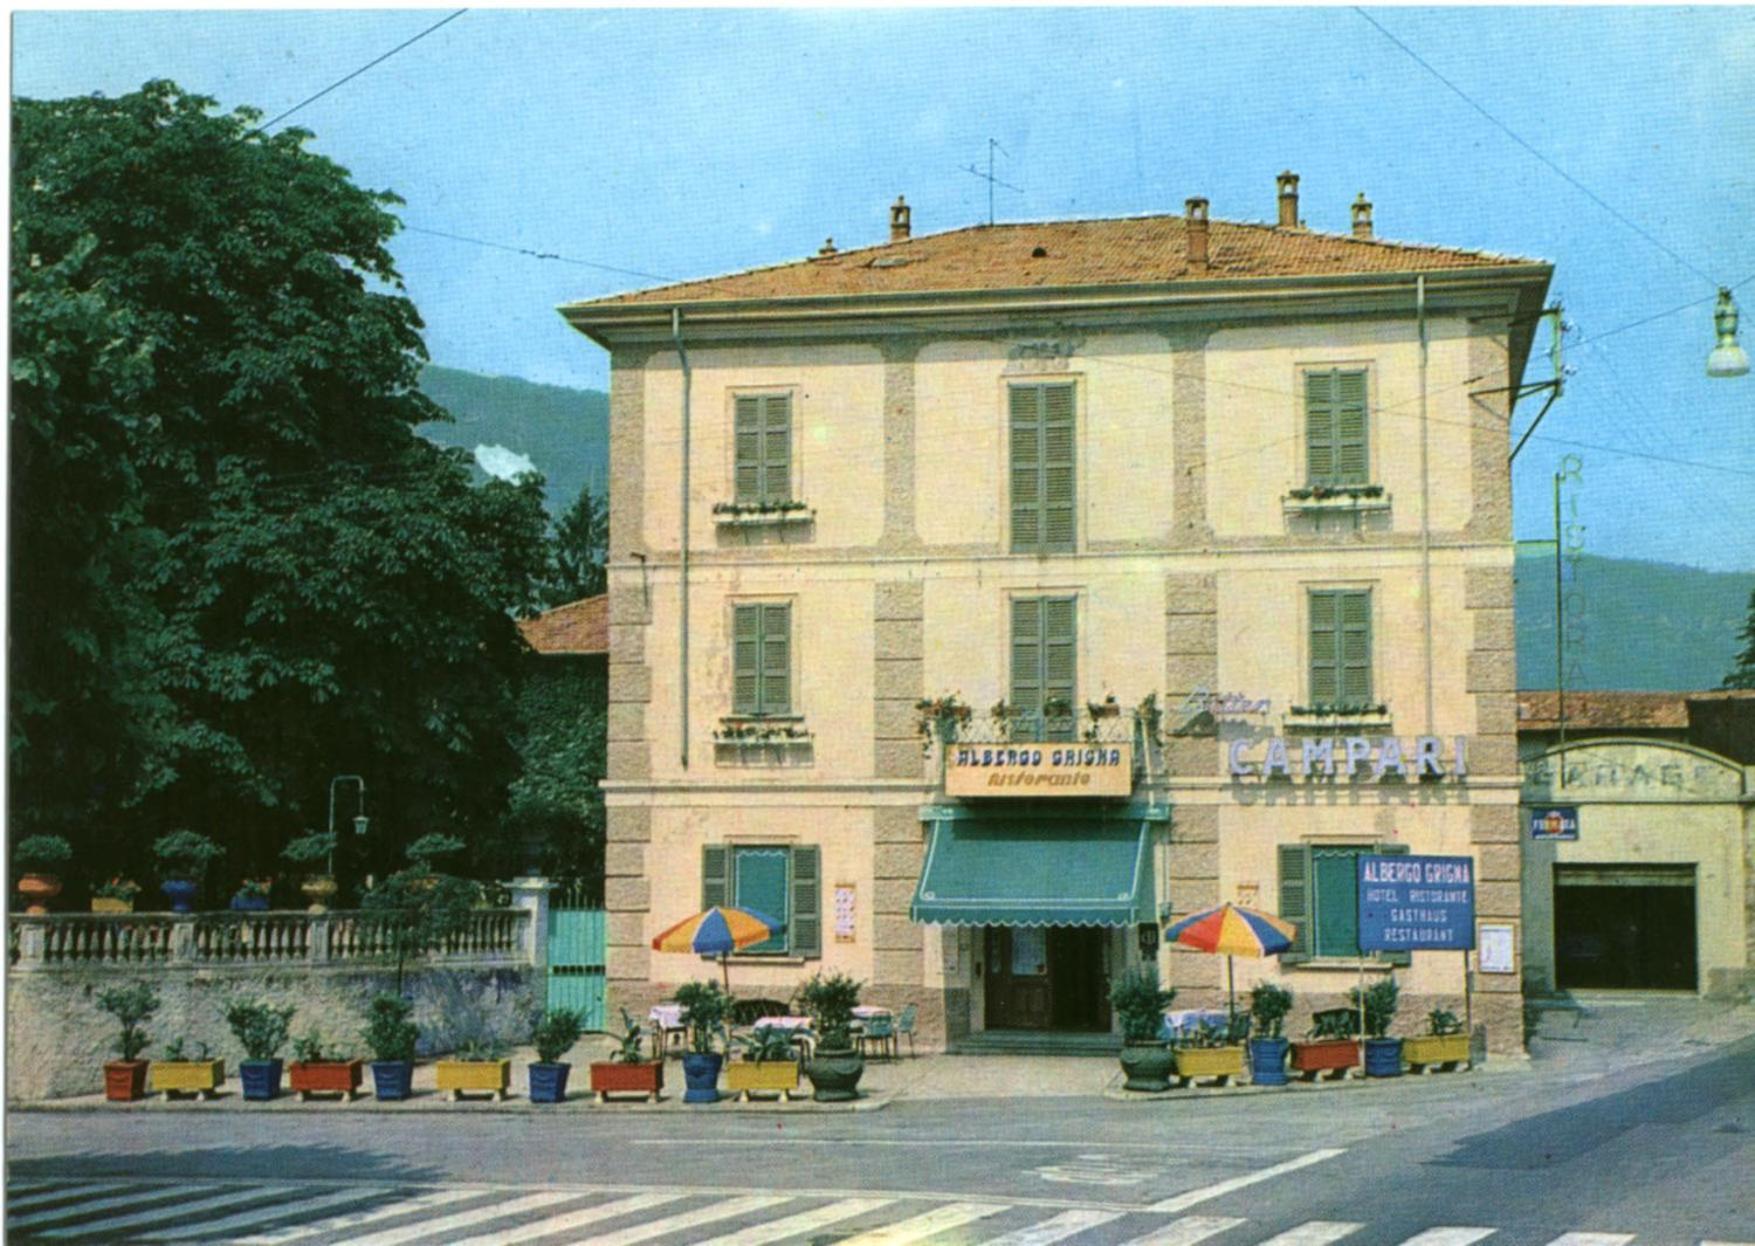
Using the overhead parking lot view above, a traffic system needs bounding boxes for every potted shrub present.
[672,979,731,1104]
[289,1029,363,1100]
[230,878,273,912]
[91,876,142,915]
[590,1009,664,1103]
[225,998,294,1100]
[14,834,72,913]
[1173,1015,1250,1087]
[798,971,865,1102]
[528,1008,585,1104]
[1403,1007,1471,1073]
[1349,976,1404,1078]
[97,983,159,1102]
[1247,983,1293,1086]
[153,829,224,913]
[282,830,338,913]
[725,1026,802,1101]
[1110,967,1176,1092]
[1291,1009,1361,1080]
[436,1038,511,1102]
[149,1038,225,1100]
[362,994,419,1100]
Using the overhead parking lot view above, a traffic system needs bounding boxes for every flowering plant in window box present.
[714,719,813,743]
[1287,483,1384,502]
[712,498,810,516]
[1288,702,1389,719]
[914,694,972,750]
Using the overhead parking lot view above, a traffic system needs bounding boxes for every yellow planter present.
[1403,1033,1471,1071]
[1174,1046,1246,1087]
[724,1060,801,1101]
[91,897,134,914]
[435,1058,510,1101]
[150,1059,226,1099]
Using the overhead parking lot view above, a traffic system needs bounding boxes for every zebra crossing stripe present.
[1397,1229,1498,1246]
[1543,1236,1635,1246]
[1253,1221,1367,1246]
[6,1181,141,1213]
[443,1192,687,1246]
[1118,1216,1251,1246]
[561,1193,793,1245]
[835,1201,1011,1245]
[984,1207,1128,1245]
[35,1186,273,1239]
[1150,1151,1348,1214]
[234,1188,483,1245]
[6,1180,55,1193]
[8,1183,218,1229]
[688,1197,897,1246]
[326,1190,579,1246]
[135,1186,392,1241]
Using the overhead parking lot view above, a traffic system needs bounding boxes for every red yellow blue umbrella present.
[1162,902,1297,1019]
[651,905,785,990]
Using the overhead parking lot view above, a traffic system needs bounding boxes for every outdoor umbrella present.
[1162,902,1297,1022]
[650,905,785,992]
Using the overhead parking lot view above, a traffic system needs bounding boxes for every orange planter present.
[18,873,62,914]
[1290,1039,1360,1079]
[589,1061,664,1103]
[290,1060,364,1100]
[105,1061,148,1102]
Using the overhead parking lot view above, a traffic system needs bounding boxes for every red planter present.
[105,1060,148,1102]
[1290,1039,1360,1080]
[589,1061,664,1103]
[289,1059,364,1101]
[18,873,62,914]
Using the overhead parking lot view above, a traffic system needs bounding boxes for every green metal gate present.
[547,884,607,1031]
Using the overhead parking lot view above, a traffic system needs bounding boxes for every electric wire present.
[254,10,469,134]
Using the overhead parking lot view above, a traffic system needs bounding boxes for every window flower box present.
[1283,486,1391,519]
[712,501,815,527]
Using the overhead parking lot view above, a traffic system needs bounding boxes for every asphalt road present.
[6,1037,1751,1244]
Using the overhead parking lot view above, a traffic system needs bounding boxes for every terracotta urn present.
[18,873,63,914]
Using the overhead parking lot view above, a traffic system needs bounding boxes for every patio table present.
[750,1014,815,1061]
[648,1003,687,1059]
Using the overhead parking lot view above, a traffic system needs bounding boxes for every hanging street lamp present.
[1707,287,1750,378]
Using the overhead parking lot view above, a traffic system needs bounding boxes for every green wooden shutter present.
[1313,848,1361,959]
[1305,371,1337,485]
[1309,591,1339,707]
[1340,591,1373,705]
[1374,842,1412,966]
[1335,371,1368,485]
[1278,844,1311,964]
[1042,384,1076,551]
[760,603,790,714]
[702,844,729,909]
[734,397,762,503]
[762,394,791,503]
[1043,596,1077,741]
[1011,597,1044,738]
[1009,386,1042,552]
[732,605,760,714]
[790,845,821,958]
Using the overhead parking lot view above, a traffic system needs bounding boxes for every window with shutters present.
[719,392,805,521]
[1009,383,1076,553]
[1304,369,1370,488]
[1277,842,1410,965]
[1011,596,1077,742]
[731,602,791,717]
[701,843,822,958]
[1306,589,1375,713]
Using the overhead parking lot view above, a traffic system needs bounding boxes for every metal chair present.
[895,1002,919,1057]
[858,1012,896,1060]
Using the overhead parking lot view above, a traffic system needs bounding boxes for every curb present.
[1101,1067,1487,1102]
[10,1090,894,1116]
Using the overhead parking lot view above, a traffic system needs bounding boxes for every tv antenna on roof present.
[961,138,1022,226]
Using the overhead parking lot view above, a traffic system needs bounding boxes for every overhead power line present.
[256,9,468,134]
[405,226,677,284]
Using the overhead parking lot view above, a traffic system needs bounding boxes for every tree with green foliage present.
[1723,588,1755,690]
[542,481,608,607]
[10,82,549,882]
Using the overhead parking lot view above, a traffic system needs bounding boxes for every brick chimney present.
[890,195,911,242]
[1351,192,1374,240]
[1185,197,1210,271]
[1277,171,1300,229]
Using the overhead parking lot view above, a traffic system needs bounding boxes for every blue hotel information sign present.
[1356,854,1476,952]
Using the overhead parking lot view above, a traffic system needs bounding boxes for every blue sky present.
[14,7,1755,571]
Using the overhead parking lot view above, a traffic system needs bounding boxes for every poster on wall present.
[1478,923,1516,974]
[833,884,856,943]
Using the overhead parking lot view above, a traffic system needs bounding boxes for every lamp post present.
[329,774,368,840]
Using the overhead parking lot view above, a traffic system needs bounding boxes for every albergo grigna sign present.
[1228,735,1470,781]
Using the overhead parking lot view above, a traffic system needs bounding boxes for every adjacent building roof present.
[1516,688,1755,732]
[518,595,607,656]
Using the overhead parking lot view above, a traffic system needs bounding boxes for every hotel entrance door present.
[984,926,1111,1031]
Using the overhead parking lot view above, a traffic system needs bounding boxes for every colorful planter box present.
[1174,1046,1246,1087]
[435,1058,510,1101]
[589,1060,664,1103]
[105,1061,148,1102]
[91,897,134,914]
[725,1060,801,1101]
[290,1059,364,1100]
[1290,1039,1360,1080]
[1403,1033,1470,1071]
[150,1059,225,1100]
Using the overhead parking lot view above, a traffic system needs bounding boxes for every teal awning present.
[910,818,1155,927]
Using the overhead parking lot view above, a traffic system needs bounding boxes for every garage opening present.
[1553,864,1697,991]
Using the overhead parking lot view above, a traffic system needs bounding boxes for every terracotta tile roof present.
[518,595,607,656]
[570,214,1543,308]
[1517,691,1691,731]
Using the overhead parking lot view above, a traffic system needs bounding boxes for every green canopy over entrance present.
[910,816,1155,927]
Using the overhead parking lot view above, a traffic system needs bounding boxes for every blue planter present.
[240,1059,282,1101]
[161,879,199,913]
[371,1060,414,1101]
[528,1062,571,1104]
[681,1053,723,1104]
[1249,1037,1290,1086]
[230,894,270,912]
[1364,1037,1405,1078]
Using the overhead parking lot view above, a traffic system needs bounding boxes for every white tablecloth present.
[751,1015,813,1031]
[649,1004,685,1030]
[1161,1008,1230,1041]
[851,1005,892,1020]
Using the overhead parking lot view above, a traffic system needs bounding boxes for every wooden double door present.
[983,926,1112,1031]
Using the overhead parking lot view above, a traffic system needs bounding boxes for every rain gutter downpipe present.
[673,308,691,770]
[1418,275,1434,735]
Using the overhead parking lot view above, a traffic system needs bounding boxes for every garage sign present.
[1528,805,1579,841]
[1356,854,1476,951]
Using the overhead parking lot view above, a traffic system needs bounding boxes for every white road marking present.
[563,1194,792,1244]
[9,1183,222,1229]
[136,1186,390,1240]
[1117,1215,1250,1246]
[1253,1222,1366,1246]
[5,1181,141,1212]
[984,1207,1128,1244]
[1543,1236,1635,1246]
[835,1201,1009,1245]
[688,1197,897,1246]
[35,1187,271,1238]
[1397,1230,1497,1246]
[326,1190,577,1246]
[234,1188,482,1245]
[1149,1149,1348,1213]
[444,1192,685,1246]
